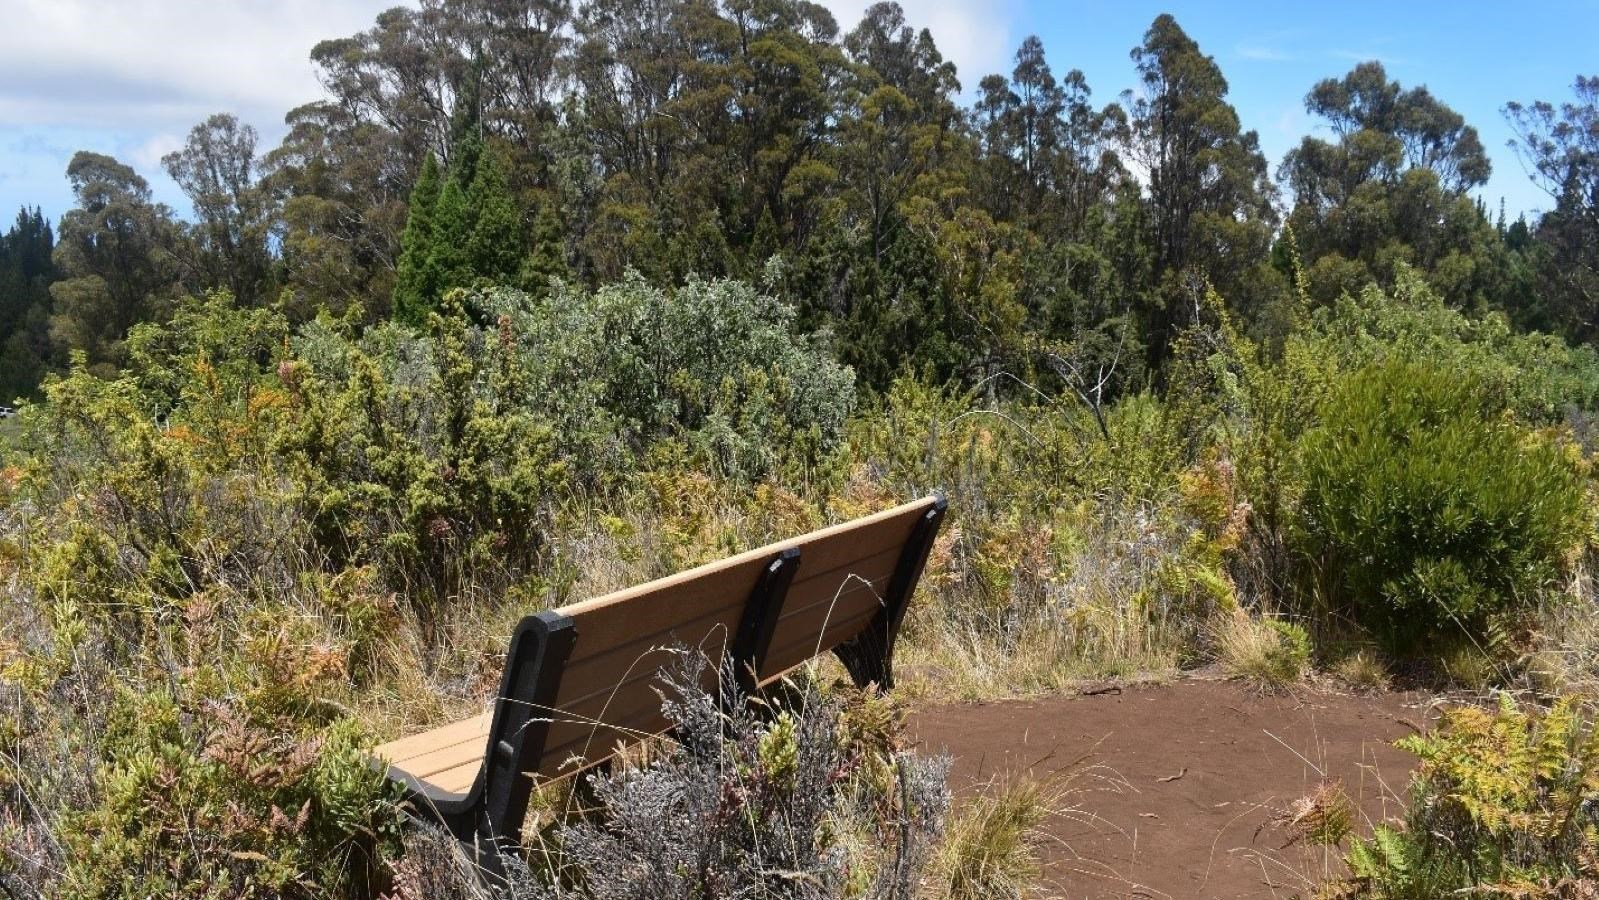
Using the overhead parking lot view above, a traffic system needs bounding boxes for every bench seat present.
[376,711,492,801]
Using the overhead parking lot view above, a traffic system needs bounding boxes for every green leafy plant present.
[1336,697,1599,898]
[1296,359,1587,655]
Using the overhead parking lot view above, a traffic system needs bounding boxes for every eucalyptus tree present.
[1126,14,1277,364]
[49,153,191,373]
[1507,76,1599,339]
[163,114,275,305]
[1282,61,1504,310]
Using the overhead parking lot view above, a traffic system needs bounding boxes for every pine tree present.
[426,168,474,299]
[520,197,568,298]
[393,153,442,325]
[463,144,525,285]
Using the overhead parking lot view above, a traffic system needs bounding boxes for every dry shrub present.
[494,653,951,900]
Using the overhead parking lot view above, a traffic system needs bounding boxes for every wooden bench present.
[372,494,946,866]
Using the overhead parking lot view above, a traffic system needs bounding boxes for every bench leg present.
[833,498,946,690]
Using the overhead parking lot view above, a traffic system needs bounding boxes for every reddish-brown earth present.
[909,678,1437,900]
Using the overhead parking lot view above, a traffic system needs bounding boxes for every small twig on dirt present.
[1156,767,1187,783]
[1390,716,1425,734]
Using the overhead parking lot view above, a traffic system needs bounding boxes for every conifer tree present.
[520,198,568,298]
[393,152,442,324]
[426,167,474,300]
[463,143,525,285]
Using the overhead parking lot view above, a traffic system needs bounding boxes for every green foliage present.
[0,207,57,400]
[393,153,442,326]
[1339,697,1599,898]
[1295,358,1587,653]
[481,272,856,482]
[56,689,399,900]
[1506,76,1599,343]
[1302,267,1599,424]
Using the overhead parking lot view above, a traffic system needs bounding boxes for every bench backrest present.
[530,494,943,778]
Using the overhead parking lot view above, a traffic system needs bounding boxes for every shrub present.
[43,688,400,900]
[1334,697,1599,898]
[496,654,951,900]
[480,272,856,483]
[1295,359,1587,654]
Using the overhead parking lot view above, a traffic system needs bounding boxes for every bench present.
[372,494,947,866]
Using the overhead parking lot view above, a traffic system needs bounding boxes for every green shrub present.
[1296,359,1587,654]
[480,272,856,483]
[53,688,401,900]
[1335,697,1599,898]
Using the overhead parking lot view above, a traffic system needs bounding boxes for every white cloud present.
[817,0,1021,89]
[0,0,396,131]
[1236,44,1296,63]
[128,133,186,173]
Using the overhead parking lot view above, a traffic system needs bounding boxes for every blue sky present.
[1,1,1592,228]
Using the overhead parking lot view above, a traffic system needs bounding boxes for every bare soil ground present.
[909,678,1437,900]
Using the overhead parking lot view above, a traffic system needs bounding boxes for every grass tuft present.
[1215,610,1311,691]
[927,774,1070,900]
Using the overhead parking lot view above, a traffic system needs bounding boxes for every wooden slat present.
[425,760,482,797]
[374,711,491,765]
[554,497,931,622]
[386,733,490,781]
[554,604,744,707]
[759,557,897,678]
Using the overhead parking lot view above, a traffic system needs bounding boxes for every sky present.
[1,0,1593,229]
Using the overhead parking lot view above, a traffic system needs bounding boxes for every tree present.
[162,113,275,304]
[463,142,526,286]
[49,152,189,374]
[393,152,443,324]
[1506,75,1599,340]
[1127,14,1277,365]
[1282,62,1503,311]
[264,100,409,319]
[520,197,568,297]
[0,207,58,398]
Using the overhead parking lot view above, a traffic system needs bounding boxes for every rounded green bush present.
[1296,359,1587,654]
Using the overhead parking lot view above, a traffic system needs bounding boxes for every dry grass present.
[896,506,1212,701]
[925,773,1072,900]
[1214,609,1311,692]
[1330,650,1391,694]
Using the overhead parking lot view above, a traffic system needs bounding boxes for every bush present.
[52,691,399,900]
[479,272,856,483]
[492,654,950,900]
[1334,697,1599,898]
[1296,359,1587,654]
[1215,611,1311,691]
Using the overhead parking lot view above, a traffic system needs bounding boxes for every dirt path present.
[909,679,1435,900]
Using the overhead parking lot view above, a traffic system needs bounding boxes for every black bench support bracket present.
[728,547,802,699]
[834,495,947,690]
[407,609,577,881]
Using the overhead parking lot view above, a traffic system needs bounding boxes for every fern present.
[1335,697,1599,897]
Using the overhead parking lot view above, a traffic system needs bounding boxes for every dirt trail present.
[909,679,1435,900]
